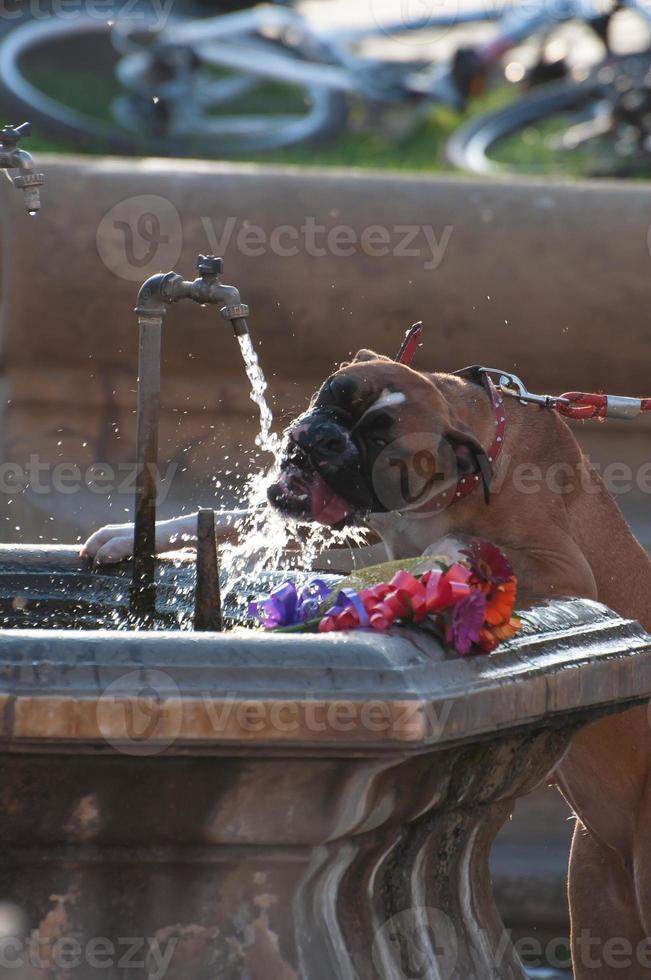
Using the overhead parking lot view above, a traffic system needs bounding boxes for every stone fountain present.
[0,255,649,980]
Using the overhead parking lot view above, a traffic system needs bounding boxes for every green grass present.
[9,43,650,179]
[491,113,651,178]
[9,60,513,173]
[491,115,587,175]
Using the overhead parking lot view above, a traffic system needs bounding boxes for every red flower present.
[461,541,513,585]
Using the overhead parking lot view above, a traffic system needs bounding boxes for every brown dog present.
[269,350,651,980]
[84,351,651,978]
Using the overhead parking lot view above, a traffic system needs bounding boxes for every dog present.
[84,350,651,978]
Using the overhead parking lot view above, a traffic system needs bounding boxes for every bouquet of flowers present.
[249,541,521,656]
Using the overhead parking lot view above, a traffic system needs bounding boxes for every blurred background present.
[1,0,651,175]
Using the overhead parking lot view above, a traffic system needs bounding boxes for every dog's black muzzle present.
[282,408,374,511]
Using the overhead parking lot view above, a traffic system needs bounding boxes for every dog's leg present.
[419,530,599,608]
[423,534,473,564]
[81,510,249,565]
[310,541,389,573]
[569,821,650,978]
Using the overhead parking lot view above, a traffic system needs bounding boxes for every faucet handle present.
[197,254,223,278]
[0,122,31,146]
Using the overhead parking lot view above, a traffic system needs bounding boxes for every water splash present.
[222,332,370,617]
[220,492,370,619]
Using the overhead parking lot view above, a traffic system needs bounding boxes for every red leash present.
[464,367,649,423]
[555,391,651,421]
[394,330,648,422]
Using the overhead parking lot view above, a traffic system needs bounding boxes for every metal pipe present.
[130,255,251,620]
[194,509,223,632]
[131,313,162,615]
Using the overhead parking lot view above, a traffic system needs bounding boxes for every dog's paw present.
[81,524,135,566]
[422,535,471,564]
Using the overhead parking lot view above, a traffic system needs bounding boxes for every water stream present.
[237,333,280,456]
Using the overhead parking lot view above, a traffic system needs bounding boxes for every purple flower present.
[249,578,333,629]
[446,590,487,655]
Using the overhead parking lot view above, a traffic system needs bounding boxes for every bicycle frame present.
[156,4,502,48]
[479,0,651,66]
[131,0,651,108]
[117,3,505,100]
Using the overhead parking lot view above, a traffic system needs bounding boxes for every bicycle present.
[0,0,650,172]
[446,13,651,177]
[0,0,521,155]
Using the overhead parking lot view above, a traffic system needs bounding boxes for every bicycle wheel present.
[446,52,651,178]
[0,15,348,155]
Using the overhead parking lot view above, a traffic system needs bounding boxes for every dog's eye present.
[359,431,389,450]
[358,411,392,450]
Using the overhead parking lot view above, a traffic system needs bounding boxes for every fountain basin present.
[0,544,196,629]
[0,561,649,978]
[0,544,337,630]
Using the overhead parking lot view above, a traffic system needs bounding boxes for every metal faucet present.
[135,254,250,333]
[132,254,252,621]
[0,123,45,214]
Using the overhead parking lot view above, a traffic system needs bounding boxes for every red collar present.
[402,368,506,516]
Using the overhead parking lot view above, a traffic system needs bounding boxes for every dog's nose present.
[303,421,349,460]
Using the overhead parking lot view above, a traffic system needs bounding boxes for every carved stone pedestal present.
[0,575,649,979]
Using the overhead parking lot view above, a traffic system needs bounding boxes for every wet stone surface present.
[0,544,339,630]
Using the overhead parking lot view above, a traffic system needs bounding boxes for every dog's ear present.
[343,349,393,366]
[448,431,493,504]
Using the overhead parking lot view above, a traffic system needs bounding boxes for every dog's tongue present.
[309,471,354,526]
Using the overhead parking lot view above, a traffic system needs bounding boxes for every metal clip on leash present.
[476,368,570,409]
[479,368,645,421]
